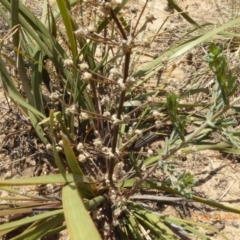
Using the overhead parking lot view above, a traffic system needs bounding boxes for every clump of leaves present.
[1,0,240,239]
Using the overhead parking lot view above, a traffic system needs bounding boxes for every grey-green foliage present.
[204,43,237,107]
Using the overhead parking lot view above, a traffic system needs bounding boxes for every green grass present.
[0,0,240,239]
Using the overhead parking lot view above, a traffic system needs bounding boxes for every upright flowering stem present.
[110,9,127,40]
[108,9,131,180]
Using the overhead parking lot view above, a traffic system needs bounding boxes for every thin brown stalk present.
[111,50,131,153]
[131,0,148,38]
[107,9,132,180]
[110,9,127,40]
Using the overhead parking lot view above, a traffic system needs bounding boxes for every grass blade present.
[11,214,64,240]
[61,132,95,198]
[0,210,63,232]
[62,183,101,240]
[0,174,92,185]
[56,0,77,65]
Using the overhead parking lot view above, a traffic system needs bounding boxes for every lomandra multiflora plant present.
[1,0,240,239]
